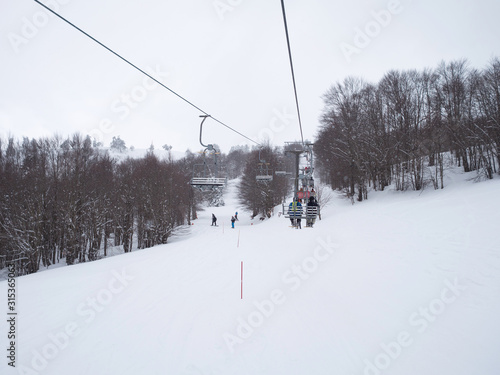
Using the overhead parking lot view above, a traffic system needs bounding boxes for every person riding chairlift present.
[306,196,319,227]
[288,198,302,229]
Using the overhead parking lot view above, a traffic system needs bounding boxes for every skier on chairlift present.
[288,198,302,229]
[306,196,319,227]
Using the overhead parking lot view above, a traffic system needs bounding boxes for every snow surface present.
[1,172,500,375]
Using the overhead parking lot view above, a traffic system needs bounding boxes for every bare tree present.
[315,58,500,201]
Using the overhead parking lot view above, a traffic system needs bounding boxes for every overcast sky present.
[1,0,500,153]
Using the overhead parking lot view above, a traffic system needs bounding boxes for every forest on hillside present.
[0,136,291,276]
[315,58,500,201]
[2,58,499,276]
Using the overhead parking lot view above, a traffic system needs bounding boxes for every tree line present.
[315,58,500,201]
[0,134,203,275]
[11,58,495,274]
[0,134,295,276]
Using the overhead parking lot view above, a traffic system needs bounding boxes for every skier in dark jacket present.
[212,214,217,226]
[306,196,319,227]
[231,216,236,228]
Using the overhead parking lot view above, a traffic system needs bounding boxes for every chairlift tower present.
[284,141,315,201]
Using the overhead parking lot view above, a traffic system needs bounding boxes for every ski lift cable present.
[280,0,305,146]
[33,0,260,146]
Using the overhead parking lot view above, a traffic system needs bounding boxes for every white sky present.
[1,0,500,153]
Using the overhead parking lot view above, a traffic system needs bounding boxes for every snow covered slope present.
[1,173,500,375]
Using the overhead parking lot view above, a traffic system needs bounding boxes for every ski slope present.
[1,173,500,375]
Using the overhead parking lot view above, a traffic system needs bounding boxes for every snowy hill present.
[1,172,500,375]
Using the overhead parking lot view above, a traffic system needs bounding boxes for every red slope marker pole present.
[241,261,243,299]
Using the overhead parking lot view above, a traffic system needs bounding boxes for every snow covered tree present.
[238,146,290,218]
[205,187,225,207]
[316,58,500,201]
[110,136,127,153]
[0,133,196,276]
[225,145,250,179]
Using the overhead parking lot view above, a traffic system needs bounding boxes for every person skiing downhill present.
[231,216,236,228]
[234,211,239,221]
[212,214,217,226]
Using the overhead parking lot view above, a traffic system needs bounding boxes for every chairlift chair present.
[190,115,227,188]
[256,149,273,182]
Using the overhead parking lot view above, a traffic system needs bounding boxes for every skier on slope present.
[212,214,217,226]
[231,216,236,229]
[235,211,239,221]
